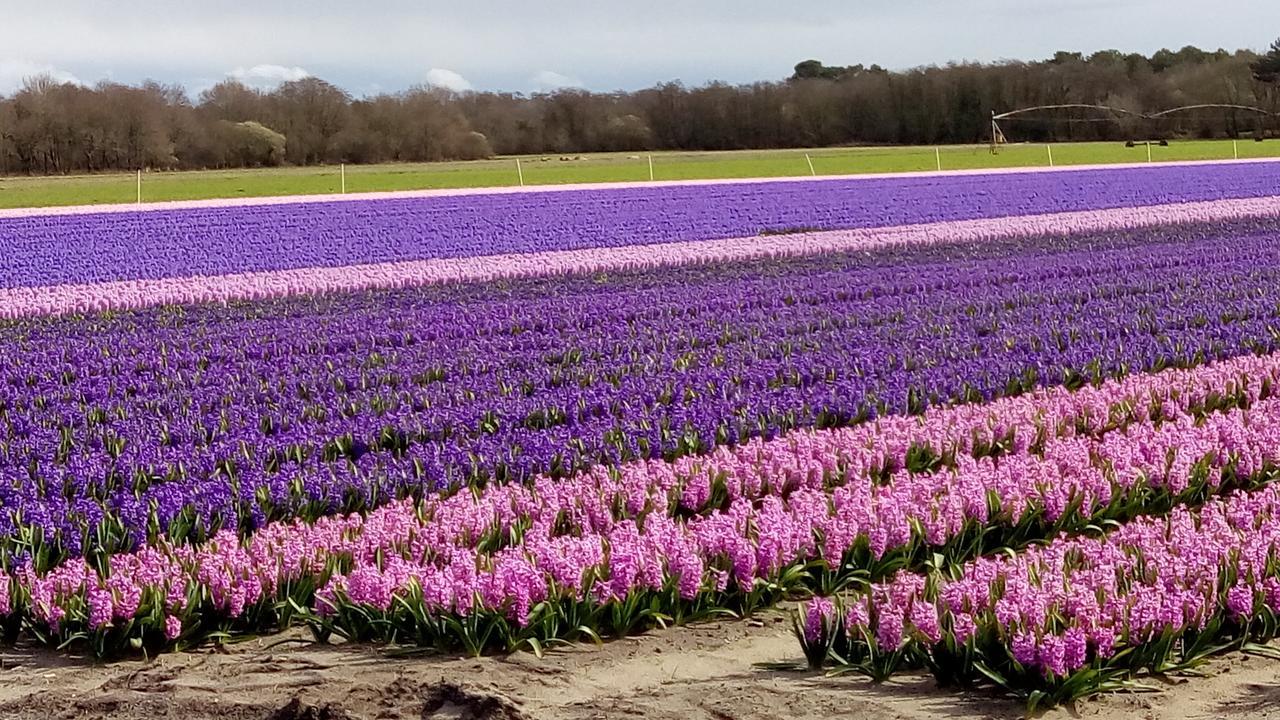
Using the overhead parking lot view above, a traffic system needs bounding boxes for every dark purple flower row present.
[3,163,1280,289]
[2,215,1280,563]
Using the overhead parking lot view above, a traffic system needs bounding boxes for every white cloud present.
[0,59,80,95]
[531,70,584,91]
[2,2,1278,94]
[425,67,473,92]
[228,64,311,89]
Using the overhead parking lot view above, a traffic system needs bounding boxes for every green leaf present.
[576,625,604,646]
[522,636,545,658]
[970,659,1016,694]
[1242,642,1280,660]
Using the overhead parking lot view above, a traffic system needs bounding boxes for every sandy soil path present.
[1,609,1277,720]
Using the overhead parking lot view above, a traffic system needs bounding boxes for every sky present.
[1,0,1278,97]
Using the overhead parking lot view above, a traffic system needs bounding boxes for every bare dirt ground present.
[1,609,1278,720]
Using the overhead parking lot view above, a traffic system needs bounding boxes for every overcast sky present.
[2,0,1278,97]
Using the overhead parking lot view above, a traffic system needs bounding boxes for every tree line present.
[1,40,1278,175]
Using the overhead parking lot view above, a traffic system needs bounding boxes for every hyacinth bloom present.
[805,482,1280,702]
[7,349,1280,655]
[8,215,1280,563]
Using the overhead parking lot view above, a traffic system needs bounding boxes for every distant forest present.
[2,40,1279,175]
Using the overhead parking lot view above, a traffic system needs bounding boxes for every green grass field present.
[0,140,1276,210]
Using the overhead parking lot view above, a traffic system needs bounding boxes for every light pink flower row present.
[16,350,1280,639]
[814,481,1280,678]
[5,194,1280,320]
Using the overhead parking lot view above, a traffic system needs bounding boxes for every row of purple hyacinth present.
[4,195,1278,319]
[3,161,1280,290]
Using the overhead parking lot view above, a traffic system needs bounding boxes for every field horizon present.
[1,138,1278,210]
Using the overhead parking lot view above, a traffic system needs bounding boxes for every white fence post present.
[136,169,142,205]
[516,158,525,187]
[648,154,655,181]
[341,163,346,194]
[805,153,816,176]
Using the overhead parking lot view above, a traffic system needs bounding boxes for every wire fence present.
[4,140,1279,210]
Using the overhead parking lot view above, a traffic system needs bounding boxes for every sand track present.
[2,611,1277,720]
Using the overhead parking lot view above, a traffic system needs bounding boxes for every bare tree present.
[0,43,1275,176]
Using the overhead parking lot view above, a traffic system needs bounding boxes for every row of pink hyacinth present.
[7,350,1280,649]
[801,481,1280,679]
[3,194,1279,319]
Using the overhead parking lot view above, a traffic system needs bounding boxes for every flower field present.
[4,160,1280,707]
